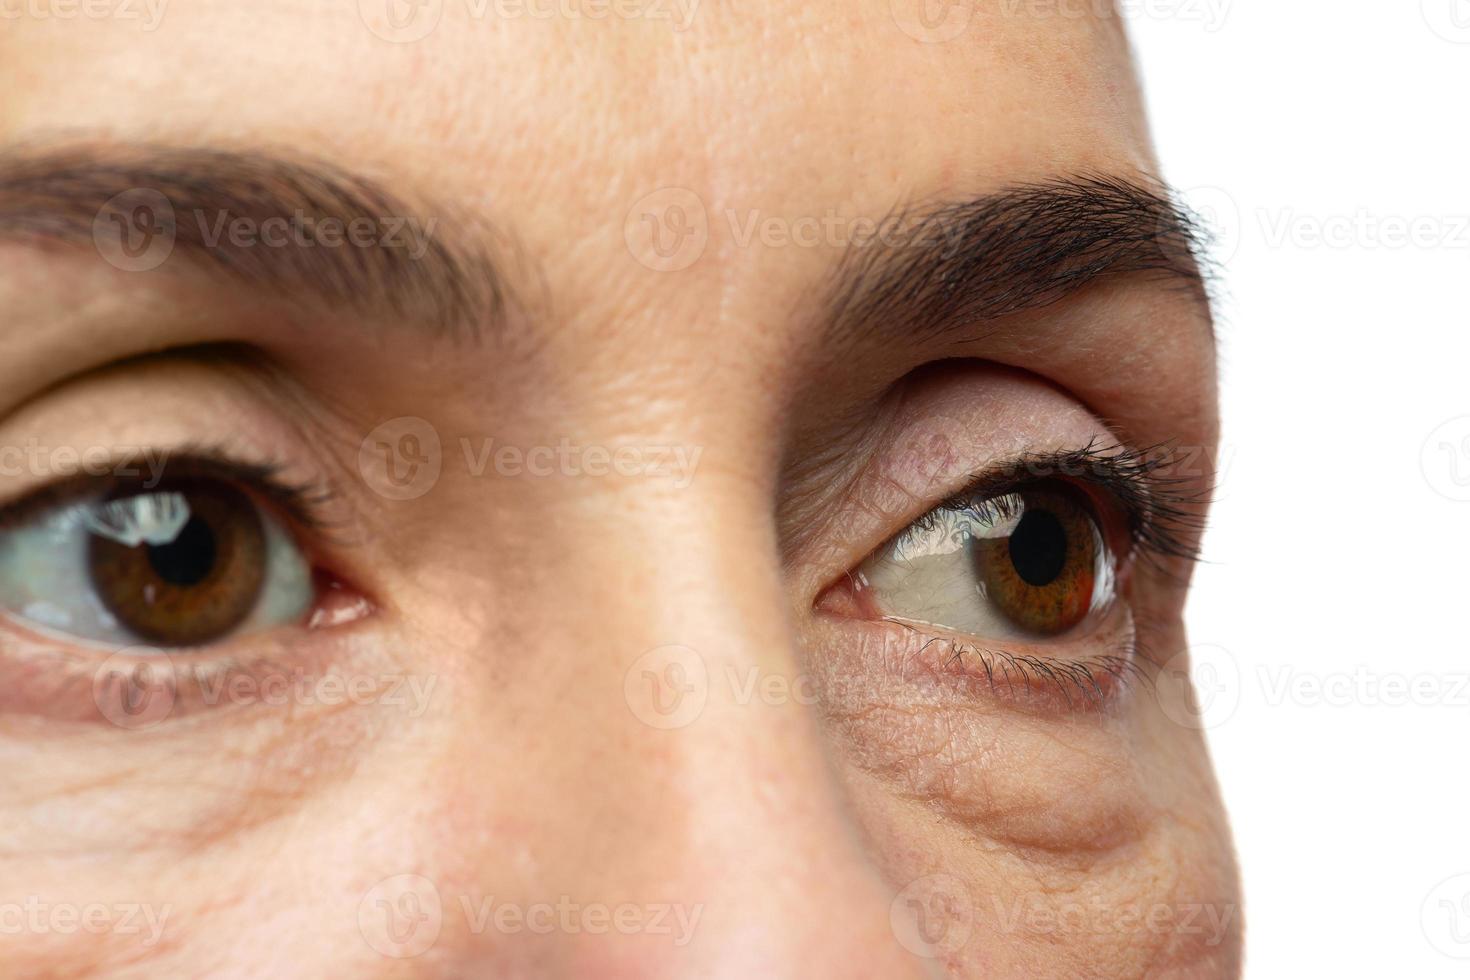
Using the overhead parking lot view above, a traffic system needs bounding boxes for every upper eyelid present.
[899,440,1205,567]
[939,441,1156,506]
[0,448,346,543]
[811,439,1201,603]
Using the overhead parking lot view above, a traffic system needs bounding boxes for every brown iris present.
[974,485,1099,636]
[88,481,267,646]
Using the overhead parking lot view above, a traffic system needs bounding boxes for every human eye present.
[0,452,368,666]
[853,478,1113,640]
[822,441,1202,707]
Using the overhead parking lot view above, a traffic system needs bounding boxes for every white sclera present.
[859,492,1113,642]
[0,490,312,649]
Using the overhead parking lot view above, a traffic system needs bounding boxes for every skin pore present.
[0,2,1240,977]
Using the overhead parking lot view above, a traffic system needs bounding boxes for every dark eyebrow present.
[0,144,506,337]
[822,174,1213,349]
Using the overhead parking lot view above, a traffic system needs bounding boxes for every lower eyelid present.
[814,597,1140,716]
[0,603,375,726]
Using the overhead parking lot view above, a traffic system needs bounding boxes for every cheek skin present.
[804,620,1152,861]
[0,707,389,975]
[799,611,1241,975]
[824,700,1242,976]
[846,770,1241,977]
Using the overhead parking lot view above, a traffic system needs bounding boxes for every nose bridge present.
[581,479,856,856]
[589,508,929,977]
[456,481,932,976]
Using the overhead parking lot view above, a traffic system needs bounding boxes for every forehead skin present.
[0,3,1236,978]
[0,1,1154,360]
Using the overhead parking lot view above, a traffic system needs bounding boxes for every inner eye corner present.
[812,568,869,620]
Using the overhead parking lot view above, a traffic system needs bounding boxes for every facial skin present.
[0,2,1240,976]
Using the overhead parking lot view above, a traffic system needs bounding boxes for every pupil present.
[146,514,218,587]
[1008,509,1068,587]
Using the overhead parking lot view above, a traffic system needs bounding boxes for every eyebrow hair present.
[0,148,1206,358]
[821,174,1213,349]
[0,144,505,337]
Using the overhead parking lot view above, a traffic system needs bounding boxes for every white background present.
[1130,2,1470,975]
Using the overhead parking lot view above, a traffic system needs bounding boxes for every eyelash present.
[886,622,1151,711]
[912,438,1207,570]
[0,446,344,543]
[848,440,1207,708]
